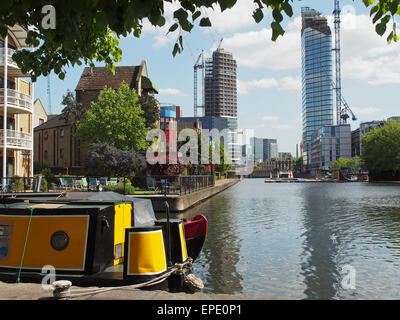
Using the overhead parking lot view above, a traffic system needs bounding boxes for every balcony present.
[0,48,30,78]
[0,88,33,114]
[0,129,32,150]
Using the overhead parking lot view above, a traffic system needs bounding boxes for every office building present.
[301,7,334,165]
[311,124,351,171]
[263,138,278,160]
[250,137,264,163]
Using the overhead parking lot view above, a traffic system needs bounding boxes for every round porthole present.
[50,231,69,251]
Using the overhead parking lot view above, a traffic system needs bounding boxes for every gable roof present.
[75,66,141,91]
[34,114,67,131]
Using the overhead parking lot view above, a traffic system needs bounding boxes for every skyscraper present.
[204,48,237,118]
[301,7,334,165]
[204,47,239,169]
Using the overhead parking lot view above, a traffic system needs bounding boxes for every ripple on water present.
[180,179,400,299]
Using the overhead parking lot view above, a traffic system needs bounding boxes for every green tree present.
[2,1,399,80]
[60,90,85,131]
[329,156,363,172]
[361,120,400,175]
[76,82,148,151]
[210,138,232,174]
[84,143,146,177]
[139,95,160,129]
[293,156,303,173]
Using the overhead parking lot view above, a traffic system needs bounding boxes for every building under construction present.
[204,48,237,118]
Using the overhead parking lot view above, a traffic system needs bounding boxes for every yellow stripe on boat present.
[179,222,188,261]
[113,203,132,265]
[0,215,89,270]
[126,228,167,276]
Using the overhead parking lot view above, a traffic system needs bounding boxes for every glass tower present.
[301,7,334,165]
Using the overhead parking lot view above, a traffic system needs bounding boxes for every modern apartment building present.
[301,7,334,166]
[310,124,351,171]
[1,26,35,179]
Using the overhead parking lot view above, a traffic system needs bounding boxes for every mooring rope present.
[53,259,195,299]
[16,208,34,283]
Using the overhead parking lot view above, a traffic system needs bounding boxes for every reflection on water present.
[167,179,400,299]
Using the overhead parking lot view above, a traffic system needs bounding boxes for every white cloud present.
[202,2,260,34]
[271,124,296,130]
[262,116,279,121]
[222,17,301,70]
[351,107,382,116]
[333,14,400,86]
[222,13,400,87]
[158,88,187,96]
[238,78,279,94]
[279,76,301,91]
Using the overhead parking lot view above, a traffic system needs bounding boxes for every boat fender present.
[184,273,204,293]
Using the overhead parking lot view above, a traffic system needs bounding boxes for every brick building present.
[34,60,158,174]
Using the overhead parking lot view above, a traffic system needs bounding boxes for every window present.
[44,131,48,140]
[39,118,44,125]
[44,150,48,160]
[60,148,64,159]
[60,129,65,137]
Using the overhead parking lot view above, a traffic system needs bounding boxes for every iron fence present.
[0,175,215,195]
[130,175,215,195]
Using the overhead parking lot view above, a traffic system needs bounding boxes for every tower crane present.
[333,0,356,124]
[47,75,52,114]
[182,34,205,117]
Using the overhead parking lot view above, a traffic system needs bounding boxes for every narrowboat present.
[0,192,208,291]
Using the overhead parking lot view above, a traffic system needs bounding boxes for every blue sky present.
[33,0,400,156]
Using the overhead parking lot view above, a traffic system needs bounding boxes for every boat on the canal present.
[0,192,208,291]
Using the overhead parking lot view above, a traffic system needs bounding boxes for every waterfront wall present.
[130,178,240,212]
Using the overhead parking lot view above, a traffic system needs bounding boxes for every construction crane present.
[47,75,52,114]
[332,0,357,124]
[333,0,342,124]
[182,34,205,117]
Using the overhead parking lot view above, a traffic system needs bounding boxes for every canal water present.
[173,178,400,299]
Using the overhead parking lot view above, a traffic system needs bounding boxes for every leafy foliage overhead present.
[1,0,398,81]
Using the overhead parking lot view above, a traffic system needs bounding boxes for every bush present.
[40,177,48,192]
[9,176,24,192]
[103,180,136,194]
[40,168,56,184]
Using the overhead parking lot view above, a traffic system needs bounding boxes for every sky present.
[33,0,400,156]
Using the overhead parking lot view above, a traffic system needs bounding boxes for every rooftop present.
[75,66,141,91]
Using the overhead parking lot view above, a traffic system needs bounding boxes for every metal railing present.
[0,129,32,149]
[0,175,216,195]
[0,177,36,193]
[0,88,33,112]
[130,175,215,195]
[0,48,18,67]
